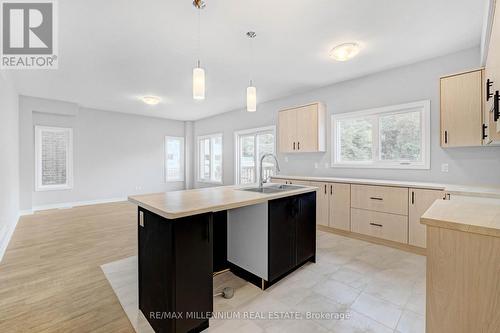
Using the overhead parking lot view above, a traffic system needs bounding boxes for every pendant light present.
[193,0,205,100]
[246,31,257,112]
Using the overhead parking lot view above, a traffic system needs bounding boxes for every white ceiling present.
[8,0,486,121]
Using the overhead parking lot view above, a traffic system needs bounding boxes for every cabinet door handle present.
[330,185,333,195]
[482,124,488,140]
[139,211,144,227]
[494,91,499,122]
[293,142,296,150]
[444,130,448,144]
[487,79,494,101]
[369,197,383,201]
[297,142,300,150]
[324,185,327,194]
[370,223,383,227]
[411,191,415,205]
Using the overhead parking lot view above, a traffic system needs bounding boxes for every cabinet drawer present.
[351,184,408,215]
[351,208,408,243]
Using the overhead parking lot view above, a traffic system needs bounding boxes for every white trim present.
[165,136,185,183]
[0,213,20,263]
[196,133,224,184]
[31,197,127,212]
[34,126,74,191]
[481,0,496,66]
[331,100,431,170]
[234,126,276,185]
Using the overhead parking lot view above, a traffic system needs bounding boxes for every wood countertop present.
[128,184,317,220]
[421,196,500,237]
[272,175,500,199]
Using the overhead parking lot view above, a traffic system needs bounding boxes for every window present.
[235,126,276,184]
[198,133,223,183]
[332,100,430,169]
[165,136,184,182]
[35,126,73,191]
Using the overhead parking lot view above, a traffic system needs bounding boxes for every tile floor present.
[101,231,426,333]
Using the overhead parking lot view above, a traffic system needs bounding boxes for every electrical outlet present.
[314,163,319,169]
[441,164,449,173]
[284,156,289,162]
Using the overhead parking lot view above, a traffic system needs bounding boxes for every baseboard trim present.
[31,197,128,212]
[317,225,426,256]
[0,213,20,263]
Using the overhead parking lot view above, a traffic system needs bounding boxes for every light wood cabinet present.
[485,0,500,141]
[278,102,326,153]
[351,208,408,243]
[408,189,445,248]
[311,182,329,227]
[351,184,408,216]
[328,183,351,231]
[440,70,484,147]
[310,181,350,230]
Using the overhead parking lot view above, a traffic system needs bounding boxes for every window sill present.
[197,180,224,185]
[331,163,430,170]
[35,185,73,192]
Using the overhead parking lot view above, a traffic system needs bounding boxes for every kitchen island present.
[128,184,317,333]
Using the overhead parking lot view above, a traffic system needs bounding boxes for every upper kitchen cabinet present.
[440,69,484,147]
[278,102,326,153]
[484,0,500,142]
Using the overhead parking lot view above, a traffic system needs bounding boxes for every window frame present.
[35,125,74,191]
[164,136,185,183]
[331,100,430,170]
[196,133,224,184]
[234,126,276,185]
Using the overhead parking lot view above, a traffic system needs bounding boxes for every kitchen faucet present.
[259,153,281,189]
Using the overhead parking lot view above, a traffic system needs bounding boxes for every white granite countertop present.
[271,175,500,199]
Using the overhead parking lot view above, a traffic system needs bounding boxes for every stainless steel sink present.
[239,184,304,194]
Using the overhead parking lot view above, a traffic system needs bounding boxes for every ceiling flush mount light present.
[246,31,257,112]
[141,96,161,105]
[329,42,360,61]
[193,0,206,100]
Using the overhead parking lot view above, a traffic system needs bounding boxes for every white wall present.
[0,72,19,260]
[194,47,500,187]
[19,96,186,211]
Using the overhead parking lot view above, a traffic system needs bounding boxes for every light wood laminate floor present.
[0,202,137,333]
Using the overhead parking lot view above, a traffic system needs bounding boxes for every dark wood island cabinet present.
[131,185,317,333]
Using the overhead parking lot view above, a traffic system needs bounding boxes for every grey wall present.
[194,47,500,188]
[19,96,186,211]
[0,72,19,258]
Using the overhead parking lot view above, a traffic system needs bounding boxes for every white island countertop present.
[128,184,317,220]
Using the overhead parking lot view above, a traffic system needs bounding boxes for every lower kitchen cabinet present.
[329,183,351,231]
[311,182,329,226]
[310,181,350,230]
[351,208,408,243]
[138,208,213,333]
[408,188,445,248]
[268,192,316,282]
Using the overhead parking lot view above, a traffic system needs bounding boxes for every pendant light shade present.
[192,0,206,101]
[193,64,205,100]
[246,31,257,112]
[246,84,257,112]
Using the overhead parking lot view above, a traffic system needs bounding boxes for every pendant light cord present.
[197,8,201,67]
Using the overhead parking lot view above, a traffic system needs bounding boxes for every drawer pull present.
[369,197,383,201]
[370,223,383,227]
